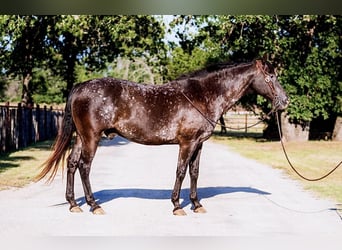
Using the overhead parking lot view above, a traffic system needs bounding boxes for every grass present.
[0,141,53,190]
[211,132,342,204]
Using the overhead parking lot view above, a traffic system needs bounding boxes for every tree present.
[0,15,168,104]
[274,15,342,140]
[0,15,57,106]
[166,15,342,141]
[49,15,167,99]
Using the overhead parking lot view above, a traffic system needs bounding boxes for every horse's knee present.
[67,160,78,173]
[176,168,187,180]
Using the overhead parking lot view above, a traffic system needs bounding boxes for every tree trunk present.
[332,116,342,141]
[21,73,33,107]
[280,112,309,142]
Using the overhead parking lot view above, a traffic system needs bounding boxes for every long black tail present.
[35,96,75,183]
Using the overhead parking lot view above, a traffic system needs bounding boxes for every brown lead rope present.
[182,91,342,181]
[275,111,342,181]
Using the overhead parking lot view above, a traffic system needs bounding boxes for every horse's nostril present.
[282,98,290,109]
[285,97,290,106]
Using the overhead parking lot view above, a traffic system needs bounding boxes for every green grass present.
[211,132,342,204]
[0,141,54,190]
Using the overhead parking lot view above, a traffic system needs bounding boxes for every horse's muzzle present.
[273,95,290,111]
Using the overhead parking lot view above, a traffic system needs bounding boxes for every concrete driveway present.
[0,136,341,240]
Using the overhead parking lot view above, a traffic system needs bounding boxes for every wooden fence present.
[0,102,64,154]
[219,111,266,134]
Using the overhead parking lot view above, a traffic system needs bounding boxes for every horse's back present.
[68,78,188,144]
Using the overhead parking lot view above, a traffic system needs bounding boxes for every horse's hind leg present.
[189,143,206,213]
[78,133,105,215]
[66,135,83,212]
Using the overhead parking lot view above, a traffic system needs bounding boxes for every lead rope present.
[182,91,342,180]
[275,111,342,181]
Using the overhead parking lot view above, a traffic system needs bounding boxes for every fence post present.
[10,106,17,150]
[28,104,33,145]
[49,106,53,139]
[43,105,48,141]
[244,113,248,133]
[17,103,23,149]
[5,102,11,152]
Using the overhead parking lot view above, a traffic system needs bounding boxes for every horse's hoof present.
[70,206,83,213]
[92,207,106,215]
[194,206,207,213]
[173,208,187,216]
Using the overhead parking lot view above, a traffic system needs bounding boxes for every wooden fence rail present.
[0,102,64,154]
[220,111,266,134]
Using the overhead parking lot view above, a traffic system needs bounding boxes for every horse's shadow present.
[73,186,271,209]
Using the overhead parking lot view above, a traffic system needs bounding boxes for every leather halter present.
[255,60,277,96]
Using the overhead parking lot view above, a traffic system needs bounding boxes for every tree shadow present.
[30,140,54,150]
[73,186,271,209]
[0,155,35,172]
[0,140,52,173]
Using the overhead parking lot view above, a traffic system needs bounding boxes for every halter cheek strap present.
[256,60,277,97]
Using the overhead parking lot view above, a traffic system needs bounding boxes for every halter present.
[256,60,276,93]
[256,60,281,111]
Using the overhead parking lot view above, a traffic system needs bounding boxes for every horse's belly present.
[115,124,178,145]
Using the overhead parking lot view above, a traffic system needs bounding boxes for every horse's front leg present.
[171,142,199,216]
[189,143,206,213]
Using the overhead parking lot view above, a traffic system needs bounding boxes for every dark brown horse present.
[36,58,289,215]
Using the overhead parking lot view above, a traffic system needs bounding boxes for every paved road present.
[0,136,341,239]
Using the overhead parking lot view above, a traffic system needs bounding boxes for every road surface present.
[0,136,341,243]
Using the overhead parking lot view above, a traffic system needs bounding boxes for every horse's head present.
[250,59,289,111]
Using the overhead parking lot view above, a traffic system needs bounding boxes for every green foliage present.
[1,14,341,123]
[31,68,66,104]
[276,15,342,121]
[166,47,211,80]
[0,16,58,105]
[75,57,164,85]
[166,15,342,123]
[0,77,8,101]
[0,15,167,103]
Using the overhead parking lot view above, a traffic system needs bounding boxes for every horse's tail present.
[35,96,75,183]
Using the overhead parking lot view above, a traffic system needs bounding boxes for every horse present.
[36,58,289,215]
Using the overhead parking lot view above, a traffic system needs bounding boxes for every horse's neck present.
[204,65,255,116]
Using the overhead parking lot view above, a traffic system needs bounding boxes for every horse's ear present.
[262,53,269,62]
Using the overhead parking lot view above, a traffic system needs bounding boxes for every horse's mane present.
[175,60,254,81]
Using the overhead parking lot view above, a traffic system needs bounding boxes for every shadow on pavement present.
[74,186,271,209]
[99,136,130,147]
